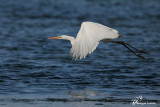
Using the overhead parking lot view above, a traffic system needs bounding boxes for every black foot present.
[138,50,147,54]
[136,54,145,59]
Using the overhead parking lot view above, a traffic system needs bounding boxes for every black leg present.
[110,41,146,59]
[124,42,147,54]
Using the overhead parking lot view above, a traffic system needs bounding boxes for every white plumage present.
[71,22,120,59]
[48,21,121,60]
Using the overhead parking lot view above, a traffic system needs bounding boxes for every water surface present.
[0,0,160,106]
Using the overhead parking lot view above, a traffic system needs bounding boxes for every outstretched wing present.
[70,21,120,60]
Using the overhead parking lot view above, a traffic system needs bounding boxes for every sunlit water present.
[0,0,160,106]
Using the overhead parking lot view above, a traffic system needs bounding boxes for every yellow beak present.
[48,37,60,39]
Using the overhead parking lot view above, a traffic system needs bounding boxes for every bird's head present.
[48,35,63,39]
[48,35,75,42]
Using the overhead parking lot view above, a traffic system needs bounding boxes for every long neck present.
[62,35,75,45]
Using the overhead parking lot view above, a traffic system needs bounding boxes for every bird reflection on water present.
[68,90,98,99]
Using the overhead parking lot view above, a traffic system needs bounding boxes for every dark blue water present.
[0,0,160,106]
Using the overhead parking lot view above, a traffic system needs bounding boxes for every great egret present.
[48,21,146,60]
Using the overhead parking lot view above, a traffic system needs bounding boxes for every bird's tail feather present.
[118,34,124,38]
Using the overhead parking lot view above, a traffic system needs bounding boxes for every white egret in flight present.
[48,21,146,60]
